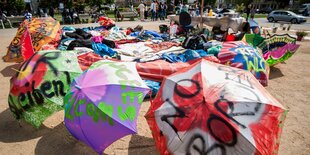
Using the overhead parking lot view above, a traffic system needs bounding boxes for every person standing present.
[138,2,145,21]
[144,2,148,20]
[49,7,54,18]
[245,4,251,21]
[150,1,156,21]
[114,6,120,22]
[163,2,167,19]
[250,6,256,19]
[158,2,163,20]
[0,10,13,29]
[155,0,159,20]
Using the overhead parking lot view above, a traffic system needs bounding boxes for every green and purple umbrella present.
[64,61,150,154]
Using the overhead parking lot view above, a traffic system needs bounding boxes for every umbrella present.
[64,61,150,154]
[218,41,269,86]
[3,17,61,62]
[263,43,300,66]
[145,59,287,155]
[242,33,265,48]
[257,34,300,66]
[8,50,83,128]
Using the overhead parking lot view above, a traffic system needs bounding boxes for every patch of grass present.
[242,13,267,18]
[54,14,62,22]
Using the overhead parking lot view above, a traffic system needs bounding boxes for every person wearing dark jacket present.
[245,4,251,21]
[49,7,54,18]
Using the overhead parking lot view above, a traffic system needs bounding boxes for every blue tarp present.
[162,49,209,63]
[144,80,161,97]
[92,42,116,57]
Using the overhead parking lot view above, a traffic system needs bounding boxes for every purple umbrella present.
[64,61,150,154]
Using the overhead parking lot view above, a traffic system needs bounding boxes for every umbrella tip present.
[75,85,81,90]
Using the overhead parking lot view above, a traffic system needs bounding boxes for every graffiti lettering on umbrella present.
[217,65,254,89]
[101,62,145,121]
[99,61,142,89]
[185,73,263,154]
[157,67,264,154]
[65,91,145,125]
[65,94,115,126]
[231,44,267,73]
[65,61,145,124]
[9,52,72,119]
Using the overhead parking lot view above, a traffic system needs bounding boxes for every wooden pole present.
[200,0,204,28]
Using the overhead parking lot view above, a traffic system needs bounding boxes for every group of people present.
[137,1,169,21]
[61,8,81,24]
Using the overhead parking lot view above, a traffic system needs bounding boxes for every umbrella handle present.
[148,90,154,105]
[11,68,21,73]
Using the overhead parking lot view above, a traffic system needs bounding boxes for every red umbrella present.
[145,59,287,155]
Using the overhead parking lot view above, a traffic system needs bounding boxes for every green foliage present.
[236,3,245,12]
[235,0,251,5]
[106,0,114,4]
[300,0,310,4]
[203,0,216,5]
[73,0,87,9]
[296,31,308,37]
[87,0,104,7]
[8,0,25,11]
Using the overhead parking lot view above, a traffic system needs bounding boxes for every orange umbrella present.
[3,17,60,62]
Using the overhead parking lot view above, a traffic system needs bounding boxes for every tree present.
[106,0,114,4]
[7,0,25,14]
[87,0,104,7]
[300,0,310,4]
[206,0,217,6]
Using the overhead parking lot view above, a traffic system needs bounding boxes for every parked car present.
[298,3,310,16]
[257,7,272,14]
[267,10,307,24]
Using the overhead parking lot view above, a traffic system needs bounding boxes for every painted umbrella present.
[8,50,83,128]
[257,34,300,66]
[217,41,269,86]
[242,33,265,48]
[64,61,150,154]
[145,59,287,155]
[3,17,60,62]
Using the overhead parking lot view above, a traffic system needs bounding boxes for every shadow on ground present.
[0,108,50,143]
[269,66,284,79]
[128,134,158,155]
[0,108,157,155]
[0,63,19,77]
[34,123,97,155]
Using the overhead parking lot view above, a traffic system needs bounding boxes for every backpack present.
[182,35,207,50]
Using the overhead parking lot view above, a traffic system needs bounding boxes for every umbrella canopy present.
[218,41,269,86]
[257,34,300,66]
[145,59,287,155]
[242,34,265,48]
[3,17,61,62]
[8,50,83,128]
[64,61,150,154]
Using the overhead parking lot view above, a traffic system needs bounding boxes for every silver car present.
[267,10,307,24]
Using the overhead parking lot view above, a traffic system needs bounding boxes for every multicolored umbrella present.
[8,50,83,128]
[218,41,269,86]
[64,61,150,154]
[257,34,300,66]
[3,17,61,62]
[145,59,287,155]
